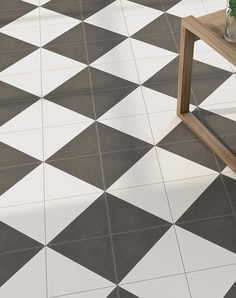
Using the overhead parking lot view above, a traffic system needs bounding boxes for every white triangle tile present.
[47,248,114,297]
[156,147,217,181]
[130,38,178,60]
[125,13,163,36]
[165,174,218,222]
[168,8,206,18]
[0,164,44,208]
[0,72,41,97]
[43,99,92,127]
[40,0,50,4]
[41,48,86,72]
[168,0,205,13]
[200,102,236,122]
[194,49,233,72]
[1,49,40,76]
[121,227,184,284]
[45,192,103,243]
[40,7,79,26]
[61,287,115,298]
[108,183,171,222]
[43,121,93,160]
[23,0,39,4]
[188,264,236,298]
[121,0,163,17]
[200,75,236,106]
[0,100,42,134]
[99,114,153,143]
[222,170,236,180]
[176,226,236,271]
[0,249,47,298]
[44,164,101,200]
[0,202,45,244]
[86,17,128,36]
[92,60,139,84]
[42,67,83,96]
[149,110,181,144]
[99,87,146,120]
[109,148,162,190]
[91,40,133,65]
[0,129,43,160]
[142,87,177,113]
[136,55,176,84]
[122,274,190,298]
[86,0,123,20]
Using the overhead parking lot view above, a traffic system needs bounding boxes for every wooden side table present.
[177,9,236,173]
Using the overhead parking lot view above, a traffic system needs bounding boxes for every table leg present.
[177,23,196,115]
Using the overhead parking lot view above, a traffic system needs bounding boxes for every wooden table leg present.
[177,22,196,115]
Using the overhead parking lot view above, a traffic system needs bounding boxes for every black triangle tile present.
[225,282,236,298]
[47,123,99,161]
[102,147,151,188]
[81,0,116,20]
[50,194,109,244]
[132,14,180,53]
[0,221,43,254]
[108,287,139,298]
[0,247,42,287]
[97,122,151,153]
[127,0,164,11]
[0,5,37,28]
[0,164,40,196]
[177,215,236,254]
[43,24,87,64]
[50,235,117,283]
[47,154,104,189]
[0,33,38,71]
[163,0,182,11]
[177,175,233,224]
[107,193,171,233]
[112,226,171,282]
[44,68,95,119]
[42,0,82,20]
[157,139,221,172]
[222,175,236,212]
[143,57,232,104]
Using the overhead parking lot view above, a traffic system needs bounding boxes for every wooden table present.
[177,9,236,173]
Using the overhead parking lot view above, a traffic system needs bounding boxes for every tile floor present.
[0,0,236,297]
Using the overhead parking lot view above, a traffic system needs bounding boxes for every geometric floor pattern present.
[0,0,235,297]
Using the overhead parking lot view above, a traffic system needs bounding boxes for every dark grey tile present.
[0,248,43,287]
[97,122,151,153]
[166,12,181,32]
[50,235,117,283]
[177,175,233,224]
[225,282,236,298]
[81,0,116,20]
[0,0,36,10]
[112,226,171,282]
[0,142,40,168]
[42,0,82,20]
[50,194,109,244]
[162,0,182,11]
[0,221,43,254]
[0,33,38,71]
[107,193,171,233]
[93,86,137,118]
[47,155,104,189]
[102,147,151,188]
[84,22,126,43]
[44,68,95,119]
[0,8,36,28]
[222,175,236,213]
[0,164,40,196]
[128,0,164,11]
[0,99,38,127]
[0,81,39,105]
[47,123,99,161]
[108,287,139,298]
[158,139,221,172]
[177,215,236,254]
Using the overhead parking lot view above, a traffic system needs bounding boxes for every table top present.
[183,9,236,66]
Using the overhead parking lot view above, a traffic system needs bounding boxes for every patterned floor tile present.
[42,0,82,20]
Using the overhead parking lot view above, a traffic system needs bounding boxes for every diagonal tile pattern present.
[0,0,236,297]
